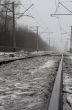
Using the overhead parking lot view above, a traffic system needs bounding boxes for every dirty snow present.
[31,60,55,74]
[0,56,60,110]
[63,73,72,107]
[68,56,72,60]
[63,57,72,109]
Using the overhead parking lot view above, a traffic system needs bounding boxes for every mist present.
[17,0,72,52]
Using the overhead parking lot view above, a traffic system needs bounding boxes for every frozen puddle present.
[31,60,55,74]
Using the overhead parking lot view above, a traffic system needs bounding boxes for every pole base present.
[13,48,16,52]
[70,48,72,53]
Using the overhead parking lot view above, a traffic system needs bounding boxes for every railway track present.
[0,53,61,110]
[48,54,72,110]
[0,53,71,110]
[0,52,61,65]
[48,55,63,110]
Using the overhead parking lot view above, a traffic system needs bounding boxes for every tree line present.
[0,0,52,52]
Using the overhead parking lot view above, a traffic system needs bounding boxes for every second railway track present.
[48,54,72,110]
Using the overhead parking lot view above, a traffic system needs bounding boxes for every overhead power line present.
[51,2,72,16]
[59,2,72,13]
[17,4,34,19]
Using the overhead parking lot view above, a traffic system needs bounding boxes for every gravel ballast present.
[0,56,60,110]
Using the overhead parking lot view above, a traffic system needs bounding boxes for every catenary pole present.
[36,26,39,51]
[12,2,16,52]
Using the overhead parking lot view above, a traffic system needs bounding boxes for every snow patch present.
[31,60,55,74]
[68,56,72,59]
[63,73,72,104]
[67,94,72,105]
[15,83,30,89]
[39,60,55,69]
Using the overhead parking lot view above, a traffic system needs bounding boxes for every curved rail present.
[48,55,63,110]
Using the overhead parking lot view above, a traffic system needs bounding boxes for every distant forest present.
[0,25,49,51]
[0,0,54,52]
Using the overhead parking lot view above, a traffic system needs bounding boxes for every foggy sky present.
[17,0,72,52]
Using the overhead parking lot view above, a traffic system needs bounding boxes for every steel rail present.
[0,53,55,65]
[48,55,63,110]
[0,53,62,66]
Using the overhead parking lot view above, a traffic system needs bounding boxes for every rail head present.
[48,55,63,110]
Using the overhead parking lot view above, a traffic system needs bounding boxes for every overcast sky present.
[17,0,72,52]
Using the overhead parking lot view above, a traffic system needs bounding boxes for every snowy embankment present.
[63,56,72,110]
[0,55,60,110]
[0,51,57,60]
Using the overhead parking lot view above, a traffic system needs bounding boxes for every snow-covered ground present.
[0,56,60,110]
[63,57,72,110]
[68,56,72,60]
[0,50,56,59]
[0,51,57,64]
[63,74,72,105]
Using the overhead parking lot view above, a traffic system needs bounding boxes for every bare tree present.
[0,0,20,32]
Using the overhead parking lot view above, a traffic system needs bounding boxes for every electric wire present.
[31,4,49,31]
[59,2,72,13]
[18,0,33,19]
[26,0,50,31]
[54,0,63,40]
[18,0,45,30]
[54,0,68,40]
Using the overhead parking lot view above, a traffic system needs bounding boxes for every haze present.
[17,0,72,52]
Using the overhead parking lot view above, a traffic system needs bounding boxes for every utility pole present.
[39,31,53,51]
[70,26,72,52]
[36,26,39,52]
[53,39,55,50]
[51,2,72,16]
[12,2,16,52]
[49,37,50,51]
[27,26,39,51]
[51,2,72,52]
[5,10,7,32]
[64,38,68,52]
[66,38,69,51]
[48,32,53,51]
[0,2,16,51]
